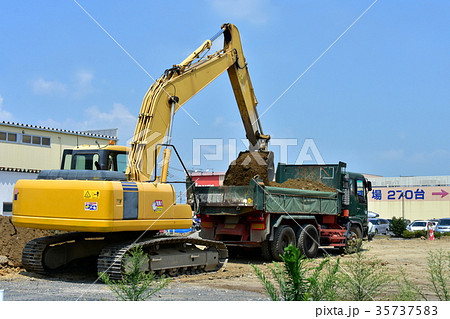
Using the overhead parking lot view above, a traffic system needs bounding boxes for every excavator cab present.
[60,145,128,172]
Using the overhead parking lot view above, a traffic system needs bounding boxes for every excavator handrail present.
[150,143,192,183]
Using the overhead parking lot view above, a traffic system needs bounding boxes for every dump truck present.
[193,161,371,260]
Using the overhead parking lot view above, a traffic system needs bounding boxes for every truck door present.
[355,178,368,219]
[347,177,367,220]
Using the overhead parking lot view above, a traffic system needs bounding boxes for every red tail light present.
[248,214,266,230]
[200,214,214,228]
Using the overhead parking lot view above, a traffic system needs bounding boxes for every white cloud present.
[411,149,450,164]
[0,94,13,120]
[379,149,404,160]
[85,103,135,123]
[31,70,95,98]
[73,70,94,98]
[31,78,67,95]
[210,0,270,25]
[38,103,136,143]
[75,70,94,87]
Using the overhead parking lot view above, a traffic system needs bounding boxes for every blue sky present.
[1,0,449,178]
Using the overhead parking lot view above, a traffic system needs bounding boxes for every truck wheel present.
[260,239,272,260]
[297,224,319,258]
[271,225,296,261]
[342,225,362,254]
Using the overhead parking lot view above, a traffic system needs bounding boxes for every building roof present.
[0,120,118,140]
[190,171,226,176]
[368,175,450,187]
[0,166,40,173]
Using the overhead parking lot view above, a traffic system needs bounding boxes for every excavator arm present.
[126,23,270,182]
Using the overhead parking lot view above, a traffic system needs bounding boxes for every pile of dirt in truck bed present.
[223,151,336,192]
[0,216,56,267]
[223,151,271,186]
[268,178,337,192]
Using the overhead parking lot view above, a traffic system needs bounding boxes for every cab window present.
[73,153,100,170]
[356,179,366,203]
[117,153,128,172]
[349,179,356,197]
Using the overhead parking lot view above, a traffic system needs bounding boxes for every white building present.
[367,175,450,221]
[0,121,118,215]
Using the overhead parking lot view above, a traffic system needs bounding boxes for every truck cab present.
[347,172,372,237]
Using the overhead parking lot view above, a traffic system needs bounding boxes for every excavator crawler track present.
[22,232,101,275]
[98,236,228,280]
[22,232,228,279]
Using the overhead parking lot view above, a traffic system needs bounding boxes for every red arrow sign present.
[432,189,449,198]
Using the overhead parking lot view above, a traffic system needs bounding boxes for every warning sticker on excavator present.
[152,200,163,213]
[85,202,98,211]
[84,190,100,199]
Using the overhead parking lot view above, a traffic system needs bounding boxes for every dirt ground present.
[1,212,450,300]
[0,216,56,268]
[173,236,450,297]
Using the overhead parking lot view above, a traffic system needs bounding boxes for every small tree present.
[99,246,170,301]
[427,249,450,301]
[251,245,340,301]
[252,245,310,301]
[337,251,391,301]
[393,266,426,301]
[390,217,408,237]
[308,257,341,301]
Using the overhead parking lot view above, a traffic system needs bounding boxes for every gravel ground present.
[2,235,450,301]
[0,272,268,301]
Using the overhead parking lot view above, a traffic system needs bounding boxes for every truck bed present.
[195,179,340,216]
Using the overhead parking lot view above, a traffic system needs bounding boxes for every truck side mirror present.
[366,180,372,192]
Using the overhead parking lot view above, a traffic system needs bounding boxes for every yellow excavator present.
[12,23,270,278]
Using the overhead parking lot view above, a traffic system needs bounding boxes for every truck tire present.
[271,225,296,261]
[341,224,362,254]
[260,239,272,260]
[297,224,319,258]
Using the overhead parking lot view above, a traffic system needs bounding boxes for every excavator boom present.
[127,23,270,181]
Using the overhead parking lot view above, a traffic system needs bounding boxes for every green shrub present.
[402,230,427,238]
[402,230,415,238]
[390,217,408,237]
[394,250,450,301]
[337,251,391,301]
[392,267,425,301]
[251,245,340,301]
[308,257,341,301]
[415,230,427,238]
[427,249,450,301]
[252,245,310,301]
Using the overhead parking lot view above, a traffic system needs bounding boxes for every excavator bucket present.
[223,150,274,186]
